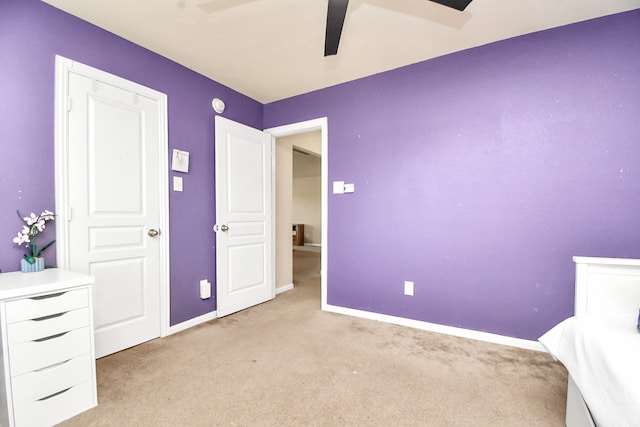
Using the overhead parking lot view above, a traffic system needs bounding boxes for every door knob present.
[148,229,160,237]
[214,224,229,232]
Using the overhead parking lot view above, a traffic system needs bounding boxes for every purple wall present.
[0,0,262,325]
[265,10,640,340]
[2,1,639,341]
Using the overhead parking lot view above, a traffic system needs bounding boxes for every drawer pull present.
[32,312,67,322]
[30,292,66,300]
[38,387,71,401]
[34,331,69,342]
[34,358,72,373]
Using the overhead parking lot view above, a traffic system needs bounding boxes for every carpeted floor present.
[60,250,567,426]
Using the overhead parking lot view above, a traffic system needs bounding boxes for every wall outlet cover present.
[404,280,414,296]
[200,279,211,299]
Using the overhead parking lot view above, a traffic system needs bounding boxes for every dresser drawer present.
[5,288,89,324]
[9,327,91,377]
[7,307,90,346]
[13,380,96,427]
[11,354,93,406]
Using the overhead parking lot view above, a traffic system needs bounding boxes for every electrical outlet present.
[200,279,211,299]
[404,280,414,296]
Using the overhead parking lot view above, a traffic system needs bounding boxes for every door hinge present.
[66,97,72,112]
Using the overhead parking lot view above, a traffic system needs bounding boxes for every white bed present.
[539,257,640,427]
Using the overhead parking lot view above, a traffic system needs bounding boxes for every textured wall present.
[264,10,640,340]
[0,0,263,325]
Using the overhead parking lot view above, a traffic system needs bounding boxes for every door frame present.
[265,118,328,309]
[53,55,171,338]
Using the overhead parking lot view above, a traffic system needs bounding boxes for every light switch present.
[333,181,345,194]
[344,183,355,193]
[173,176,183,192]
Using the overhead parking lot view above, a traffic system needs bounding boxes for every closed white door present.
[63,64,165,358]
[215,116,273,317]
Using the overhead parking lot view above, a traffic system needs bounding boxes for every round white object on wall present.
[212,98,225,114]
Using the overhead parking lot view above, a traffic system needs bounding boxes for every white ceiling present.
[44,0,640,103]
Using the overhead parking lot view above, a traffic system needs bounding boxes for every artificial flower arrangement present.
[12,210,56,265]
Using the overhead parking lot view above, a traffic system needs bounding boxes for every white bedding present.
[539,315,640,427]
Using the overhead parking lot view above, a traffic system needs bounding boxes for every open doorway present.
[266,118,328,309]
[292,142,321,251]
[275,133,321,298]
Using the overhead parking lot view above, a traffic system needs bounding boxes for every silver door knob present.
[148,229,160,237]
[220,224,229,232]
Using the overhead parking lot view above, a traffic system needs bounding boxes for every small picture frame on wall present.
[172,149,190,173]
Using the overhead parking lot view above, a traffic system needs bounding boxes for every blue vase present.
[20,257,44,273]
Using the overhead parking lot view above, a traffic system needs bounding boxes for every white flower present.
[24,212,38,226]
[41,210,55,221]
[13,209,56,257]
[12,231,29,245]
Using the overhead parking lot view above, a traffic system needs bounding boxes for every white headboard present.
[573,256,640,318]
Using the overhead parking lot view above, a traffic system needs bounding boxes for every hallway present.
[292,248,321,301]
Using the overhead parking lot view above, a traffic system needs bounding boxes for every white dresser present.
[0,269,97,427]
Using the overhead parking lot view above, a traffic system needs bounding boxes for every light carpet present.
[60,250,567,426]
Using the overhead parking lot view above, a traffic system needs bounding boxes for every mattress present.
[539,315,640,427]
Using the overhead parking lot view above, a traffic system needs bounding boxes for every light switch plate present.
[344,183,355,193]
[173,176,183,192]
[333,181,345,194]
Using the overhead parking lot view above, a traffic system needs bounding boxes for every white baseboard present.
[166,310,218,336]
[167,283,293,336]
[323,304,545,352]
[304,243,321,247]
[276,283,294,295]
[165,299,544,352]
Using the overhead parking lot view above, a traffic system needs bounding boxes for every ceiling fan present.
[324,0,473,56]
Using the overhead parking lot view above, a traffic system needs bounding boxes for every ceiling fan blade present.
[324,0,349,56]
[428,0,473,11]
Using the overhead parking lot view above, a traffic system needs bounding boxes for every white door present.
[61,62,166,358]
[215,116,274,317]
